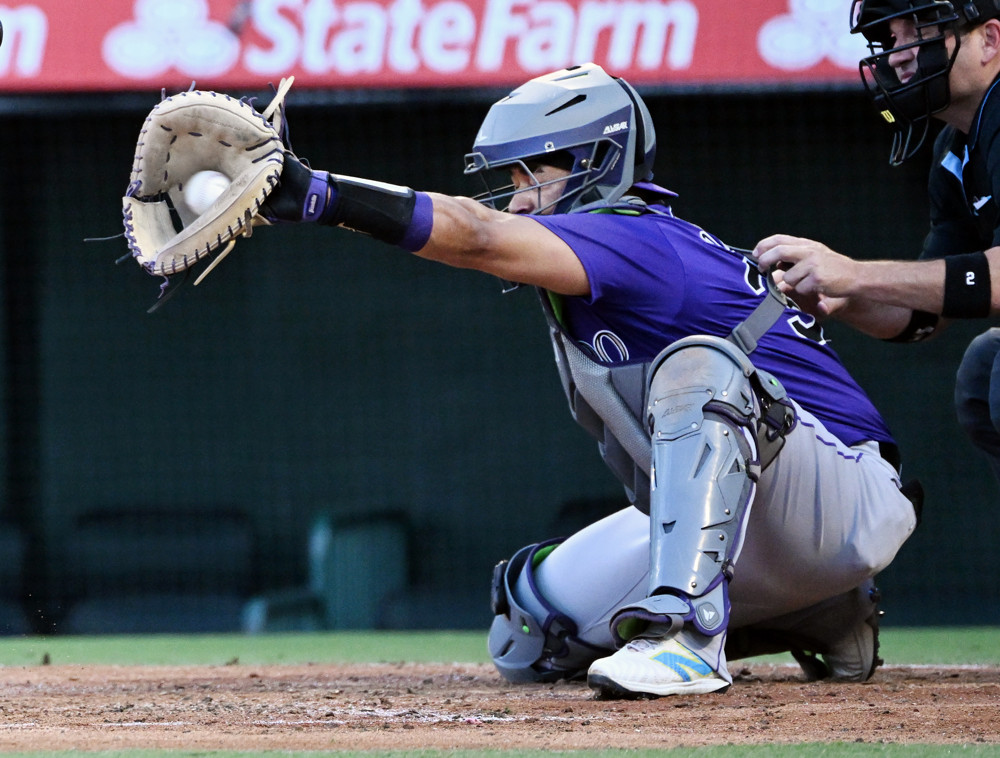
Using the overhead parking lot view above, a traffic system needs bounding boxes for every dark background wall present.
[0,86,993,634]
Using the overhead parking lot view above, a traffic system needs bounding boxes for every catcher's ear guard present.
[122,79,294,280]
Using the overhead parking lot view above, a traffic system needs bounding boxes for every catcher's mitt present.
[122,78,293,287]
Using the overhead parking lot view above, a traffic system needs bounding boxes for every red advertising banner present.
[0,0,867,93]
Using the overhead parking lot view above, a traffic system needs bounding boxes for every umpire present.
[755,0,1000,489]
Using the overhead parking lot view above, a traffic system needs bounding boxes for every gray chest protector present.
[537,269,792,516]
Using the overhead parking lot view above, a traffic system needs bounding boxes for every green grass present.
[0,627,998,757]
[0,625,997,668]
[0,629,491,667]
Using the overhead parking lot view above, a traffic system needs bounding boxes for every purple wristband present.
[303,170,334,223]
[398,192,433,252]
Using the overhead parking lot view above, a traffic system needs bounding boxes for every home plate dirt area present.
[0,662,997,751]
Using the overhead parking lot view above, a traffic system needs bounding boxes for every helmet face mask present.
[851,0,1000,164]
[465,141,623,214]
[465,63,656,215]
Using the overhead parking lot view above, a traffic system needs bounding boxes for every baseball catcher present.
[121,65,919,698]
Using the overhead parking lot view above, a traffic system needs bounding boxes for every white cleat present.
[587,636,731,699]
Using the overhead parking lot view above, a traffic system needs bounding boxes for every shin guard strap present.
[609,583,729,646]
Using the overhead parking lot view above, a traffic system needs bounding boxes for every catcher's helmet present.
[464,63,666,214]
[851,0,1000,164]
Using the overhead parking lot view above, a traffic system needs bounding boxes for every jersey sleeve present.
[533,213,685,312]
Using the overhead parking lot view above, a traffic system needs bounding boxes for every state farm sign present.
[239,0,699,75]
[0,0,868,92]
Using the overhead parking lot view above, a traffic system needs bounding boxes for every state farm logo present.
[103,0,240,78]
[758,0,867,70]
[0,0,880,89]
[99,0,701,80]
[89,0,866,82]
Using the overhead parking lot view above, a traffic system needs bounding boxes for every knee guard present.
[611,335,795,643]
[488,539,610,683]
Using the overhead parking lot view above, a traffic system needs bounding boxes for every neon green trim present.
[616,617,649,642]
[531,543,559,568]
[546,290,565,327]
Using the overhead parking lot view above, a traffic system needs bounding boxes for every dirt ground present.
[0,661,997,752]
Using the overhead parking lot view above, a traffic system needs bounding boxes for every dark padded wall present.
[0,87,992,633]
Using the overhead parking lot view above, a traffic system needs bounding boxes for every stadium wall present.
[0,88,990,634]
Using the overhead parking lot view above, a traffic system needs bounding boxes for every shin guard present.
[611,336,782,644]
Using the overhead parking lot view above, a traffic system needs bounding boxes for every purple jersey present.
[534,208,894,448]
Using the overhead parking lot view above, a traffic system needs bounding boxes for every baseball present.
[183,170,231,214]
